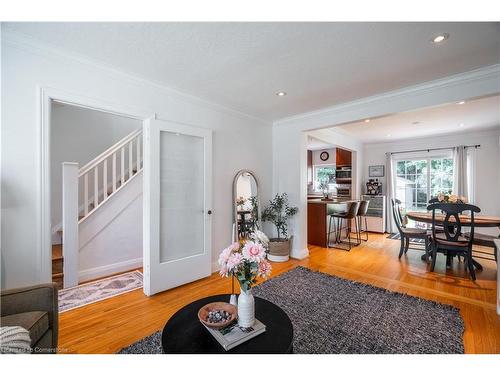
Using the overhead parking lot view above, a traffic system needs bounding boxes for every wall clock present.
[320,151,329,161]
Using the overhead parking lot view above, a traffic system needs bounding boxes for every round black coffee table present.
[161,294,293,354]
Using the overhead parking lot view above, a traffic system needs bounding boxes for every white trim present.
[78,260,143,284]
[4,28,270,127]
[39,85,154,285]
[275,64,500,128]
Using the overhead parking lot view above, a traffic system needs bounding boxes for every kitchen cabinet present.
[336,148,351,166]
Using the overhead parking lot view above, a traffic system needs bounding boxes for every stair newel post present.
[62,162,79,288]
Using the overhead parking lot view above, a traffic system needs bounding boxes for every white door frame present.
[38,86,155,285]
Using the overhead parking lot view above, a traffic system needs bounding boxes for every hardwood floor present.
[58,233,499,353]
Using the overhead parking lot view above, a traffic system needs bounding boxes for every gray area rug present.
[59,270,143,313]
[118,266,464,354]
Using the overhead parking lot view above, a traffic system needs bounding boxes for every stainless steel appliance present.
[336,186,351,197]
[336,167,351,180]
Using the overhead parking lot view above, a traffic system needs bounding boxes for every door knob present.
[207,210,212,215]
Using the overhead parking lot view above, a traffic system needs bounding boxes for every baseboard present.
[290,247,309,260]
[79,257,143,283]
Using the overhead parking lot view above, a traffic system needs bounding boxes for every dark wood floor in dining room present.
[58,233,500,354]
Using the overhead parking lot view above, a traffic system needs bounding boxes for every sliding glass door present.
[394,155,453,212]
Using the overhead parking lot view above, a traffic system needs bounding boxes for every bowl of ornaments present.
[198,302,237,329]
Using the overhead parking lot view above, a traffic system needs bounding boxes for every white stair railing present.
[78,128,143,223]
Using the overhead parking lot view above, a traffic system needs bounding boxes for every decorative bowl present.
[198,302,237,329]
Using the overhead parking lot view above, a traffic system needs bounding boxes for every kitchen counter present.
[307,198,357,247]
[308,198,357,204]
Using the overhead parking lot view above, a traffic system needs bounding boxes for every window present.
[313,165,336,191]
[394,155,453,212]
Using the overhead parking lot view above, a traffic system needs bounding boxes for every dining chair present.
[463,232,498,262]
[427,197,445,232]
[328,201,361,251]
[356,200,370,242]
[391,199,430,260]
[427,202,481,280]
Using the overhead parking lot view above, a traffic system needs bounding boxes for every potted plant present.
[261,193,298,262]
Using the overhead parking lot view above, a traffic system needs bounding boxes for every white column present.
[62,162,79,288]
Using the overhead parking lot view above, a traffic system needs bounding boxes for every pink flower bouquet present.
[218,238,272,292]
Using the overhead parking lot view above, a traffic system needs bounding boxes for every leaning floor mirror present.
[232,170,261,241]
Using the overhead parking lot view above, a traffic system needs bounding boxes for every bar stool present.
[356,200,370,243]
[328,201,361,251]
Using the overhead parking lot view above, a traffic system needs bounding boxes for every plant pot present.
[267,238,291,262]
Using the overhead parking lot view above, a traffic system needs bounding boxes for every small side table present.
[161,294,293,353]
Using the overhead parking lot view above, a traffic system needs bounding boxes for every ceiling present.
[332,94,500,144]
[307,136,334,151]
[4,22,500,121]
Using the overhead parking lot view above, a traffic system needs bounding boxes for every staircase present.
[52,244,63,289]
[54,128,143,289]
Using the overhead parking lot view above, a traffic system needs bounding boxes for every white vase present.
[237,289,255,328]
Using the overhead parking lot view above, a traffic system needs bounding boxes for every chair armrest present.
[1,283,58,347]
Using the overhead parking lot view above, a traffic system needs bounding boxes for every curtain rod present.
[387,144,480,156]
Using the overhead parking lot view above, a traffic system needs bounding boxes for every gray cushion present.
[1,311,49,346]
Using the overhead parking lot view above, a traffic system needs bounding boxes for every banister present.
[78,128,142,177]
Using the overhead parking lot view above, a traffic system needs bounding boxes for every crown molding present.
[362,127,500,149]
[2,27,271,127]
[274,64,500,128]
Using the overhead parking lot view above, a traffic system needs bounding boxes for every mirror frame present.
[232,169,261,242]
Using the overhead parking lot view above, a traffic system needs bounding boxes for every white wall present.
[1,31,273,289]
[362,128,500,234]
[312,147,336,166]
[51,103,141,233]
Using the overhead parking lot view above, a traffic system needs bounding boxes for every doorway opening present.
[48,100,144,290]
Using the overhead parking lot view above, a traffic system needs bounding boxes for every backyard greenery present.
[395,157,453,211]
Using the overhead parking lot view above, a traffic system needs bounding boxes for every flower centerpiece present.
[218,231,271,327]
[436,192,468,204]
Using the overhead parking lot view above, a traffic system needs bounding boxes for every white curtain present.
[453,145,468,199]
[385,153,395,233]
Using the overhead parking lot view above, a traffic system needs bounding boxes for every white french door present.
[143,118,212,296]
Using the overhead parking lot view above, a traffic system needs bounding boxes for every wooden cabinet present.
[307,150,313,185]
[336,148,351,166]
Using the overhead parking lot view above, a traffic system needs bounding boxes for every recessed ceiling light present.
[432,33,449,44]
[276,91,287,97]
[459,123,465,127]
[457,101,465,105]
[364,119,370,123]
[387,134,392,137]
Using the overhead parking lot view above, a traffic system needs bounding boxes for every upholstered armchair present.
[1,283,59,353]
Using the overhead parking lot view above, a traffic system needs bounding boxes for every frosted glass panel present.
[159,131,205,263]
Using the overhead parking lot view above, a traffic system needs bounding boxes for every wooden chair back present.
[426,202,480,244]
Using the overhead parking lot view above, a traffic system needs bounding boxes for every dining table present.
[406,211,500,269]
